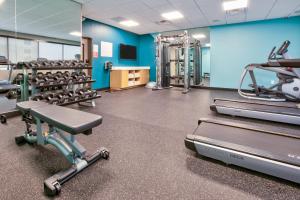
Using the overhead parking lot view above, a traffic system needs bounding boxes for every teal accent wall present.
[139,34,156,81]
[82,18,155,89]
[210,16,300,89]
[201,47,210,76]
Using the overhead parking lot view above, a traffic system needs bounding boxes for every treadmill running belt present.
[192,119,300,167]
[214,99,300,116]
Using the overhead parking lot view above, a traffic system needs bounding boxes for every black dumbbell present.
[27,73,32,80]
[85,89,98,98]
[55,71,63,77]
[53,74,65,84]
[54,91,68,104]
[66,91,80,102]
[32,77,46,86]
[14,73,24,83]
[75,88,86,99]
[31,94,43,101]
[79,88,97,99]
[23,62,31,68]
[43,93,59,104]
[71,72,84,82]
[36,72,44,79]
[45,72,52,77]
[63,71,71,77]
[29,62,37,68]
[61,71,72,84]
[43,73,56,85]
[78,71,92,81]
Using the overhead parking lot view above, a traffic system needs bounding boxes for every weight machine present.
[153,31,190,93]
[153,31,202,94]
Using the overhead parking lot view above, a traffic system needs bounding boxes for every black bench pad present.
[17,101,48,111]
[17,101,102,135]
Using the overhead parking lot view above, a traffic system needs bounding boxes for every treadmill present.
[210,98,300,125]
[210,57,300,125]
[185,118,300,183]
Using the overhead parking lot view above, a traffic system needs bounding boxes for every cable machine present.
[153,31,202,94]
[153,31,191,93]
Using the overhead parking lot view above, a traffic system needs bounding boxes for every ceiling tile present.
[81,0,300,34]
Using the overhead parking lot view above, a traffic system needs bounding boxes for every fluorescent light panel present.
[223,0,248,11]
[69,31,82,37]
[192,34,206,39]
[161,11,184,20]
[120,20,139,27]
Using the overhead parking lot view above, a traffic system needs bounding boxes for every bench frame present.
[16,107,109,196]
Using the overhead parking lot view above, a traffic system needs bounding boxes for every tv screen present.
[120,44,136,60]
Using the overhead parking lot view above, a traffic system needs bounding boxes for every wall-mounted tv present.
[120,44,137,60]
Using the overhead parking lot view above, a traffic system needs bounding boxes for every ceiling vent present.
[155,20,172,25]
[212,19,221,23]
[227,8,244,16]
[227,9,244,16]
[110,17,127,22]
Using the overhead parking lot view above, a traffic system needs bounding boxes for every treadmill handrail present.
[198,118,300,140]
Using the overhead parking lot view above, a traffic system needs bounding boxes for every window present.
[8,38,38,63]
[0,37,7,58]
[0,36,81,64]
[0,37,8,70]
[39,42,63,60]
[63,45,81,60]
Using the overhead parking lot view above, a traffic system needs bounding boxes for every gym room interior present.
[0,0,300,199]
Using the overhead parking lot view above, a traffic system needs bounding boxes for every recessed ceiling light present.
[223,0,248,11]
[192,34,206,39]
[205,43,211,47]
[161,11,184,20]
[69,31,82,37]
[120,20,139,27]
[0,0,5,5]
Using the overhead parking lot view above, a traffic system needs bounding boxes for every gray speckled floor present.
[0,87,299,200]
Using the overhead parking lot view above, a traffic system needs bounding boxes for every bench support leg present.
[44,147,109,196]
[16,115,110,197]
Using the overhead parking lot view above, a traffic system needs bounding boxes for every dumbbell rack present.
[16,62,101,107]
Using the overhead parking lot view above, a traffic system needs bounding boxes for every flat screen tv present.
[120,44,136,60]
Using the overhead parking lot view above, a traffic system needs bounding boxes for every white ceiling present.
[161,27,211,45]
[79,0,300,35]
[0,0,81,41]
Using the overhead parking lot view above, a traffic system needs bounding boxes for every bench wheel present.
[100,148,110,160]
[15,136,26,146]
[44,182,61,196]
[0,115,7,124]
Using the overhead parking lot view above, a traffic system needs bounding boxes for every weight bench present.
[15,101,109,196]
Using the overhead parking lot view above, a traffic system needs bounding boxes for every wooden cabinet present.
[110,67,150,90]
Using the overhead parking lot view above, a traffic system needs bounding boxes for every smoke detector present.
[155,20,172,25]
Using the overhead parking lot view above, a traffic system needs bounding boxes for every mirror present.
[1,0,82,63]
[0,0,82,122]
[160,27,211,88]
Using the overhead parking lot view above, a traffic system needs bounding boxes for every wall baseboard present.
[170,84,242,92]
[96,87,110,91]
